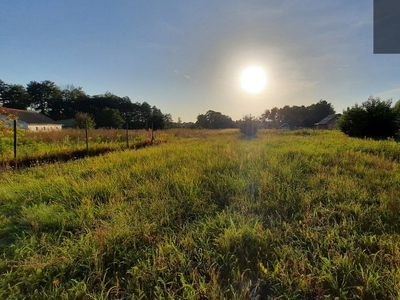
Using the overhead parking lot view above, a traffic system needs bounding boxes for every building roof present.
[0,108,59,124]
[56,118,75,127]
[316,114,341,125]
[280,123,290,128]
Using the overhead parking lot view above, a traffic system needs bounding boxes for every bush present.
[337,96,398,139]
[238,115,258,137]
[74,112,96,129]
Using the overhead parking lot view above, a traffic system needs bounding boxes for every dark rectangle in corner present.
[374,0,400,53]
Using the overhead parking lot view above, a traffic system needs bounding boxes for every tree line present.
[0,79,172,130]
[4,78,396,139]
[260,100,335,128]
[195,100,336,129]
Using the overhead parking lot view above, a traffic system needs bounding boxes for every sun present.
[240,67,267,93]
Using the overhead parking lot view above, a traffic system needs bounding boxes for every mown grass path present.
[1,129,400,299]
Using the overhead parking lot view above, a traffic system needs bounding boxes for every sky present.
[1,0,400,122]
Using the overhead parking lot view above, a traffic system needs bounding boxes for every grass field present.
[0,129,156,168]
[1,129,400,299]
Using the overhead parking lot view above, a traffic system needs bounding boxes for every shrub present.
[74,112,96,129]
[337,96,398,139]
[238,115,258,137]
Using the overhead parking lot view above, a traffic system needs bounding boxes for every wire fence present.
[3,121,156,170]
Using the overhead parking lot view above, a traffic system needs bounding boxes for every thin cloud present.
[375,87,400,100]
[173,70,191,80]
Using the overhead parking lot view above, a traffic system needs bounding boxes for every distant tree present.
[177,117,182,128]
[0,80,6,94]
[261,107,279,128]
[196,110,236,129]
[262,100,335,128]
[162,113,173,129]
[277,105,308,127]
[96,107,124,128]
[196,114,209,128]
[26,80,61,116]
[60,85,89,119]
[0,80,7,105]
[337,96,398,138]
[305,100,335,127]
[148,106,163,130]
[0,84,31,109]
[74,112,96,129]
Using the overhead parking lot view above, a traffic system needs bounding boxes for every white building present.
[0,108,62,131]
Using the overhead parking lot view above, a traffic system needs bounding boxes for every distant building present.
[56,118,75,128]
[315,114,341,130]
[0,108,62,131]
[280,123,291,130]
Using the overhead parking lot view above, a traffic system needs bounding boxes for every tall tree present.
[196,110,236,129]
[263,100,335,128]
[305,100,335,127]
[26,80,61,117]
[95,107,124,128]
[0,84,31,109]
[0,80,6,96]
[60,85,89,119]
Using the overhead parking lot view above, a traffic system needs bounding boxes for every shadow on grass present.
[1,140,163,171]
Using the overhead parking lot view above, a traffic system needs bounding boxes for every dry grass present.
[23,128,150,143]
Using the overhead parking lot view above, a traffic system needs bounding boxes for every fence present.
[5,121,155,170]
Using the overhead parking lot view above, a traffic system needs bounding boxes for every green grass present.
[0,129,158,168]
[1,129,400,299]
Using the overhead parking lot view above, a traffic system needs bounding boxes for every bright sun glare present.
[240,67,267,93]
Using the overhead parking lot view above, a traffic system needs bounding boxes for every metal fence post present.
[126,115,129,149]
[85,119,89,155]
[13,120,17,160]
[151,122,154,143]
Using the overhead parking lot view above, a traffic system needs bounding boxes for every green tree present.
[277,105,308,127]
[261,107,279,128]
[176,117,183,128]
[96,107,124,128]
[60,85,89,119]
[337,96,398,138]
[74,112,96,129]
[162,113,173,129]
[196,110,236,129]
[0,84,31,109]
[263,100,335,128]
[26,80,62,116]
[0,80,6,94]
[305,100,335,127]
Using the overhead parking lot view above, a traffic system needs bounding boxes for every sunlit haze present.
[1,1,400,122]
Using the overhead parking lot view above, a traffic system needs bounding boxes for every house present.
[280,123,291,130]
[0,107,62,131]
[315,114,341,130]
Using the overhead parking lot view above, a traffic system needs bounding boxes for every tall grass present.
[1,129,400,299]
[0,129,159,168]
